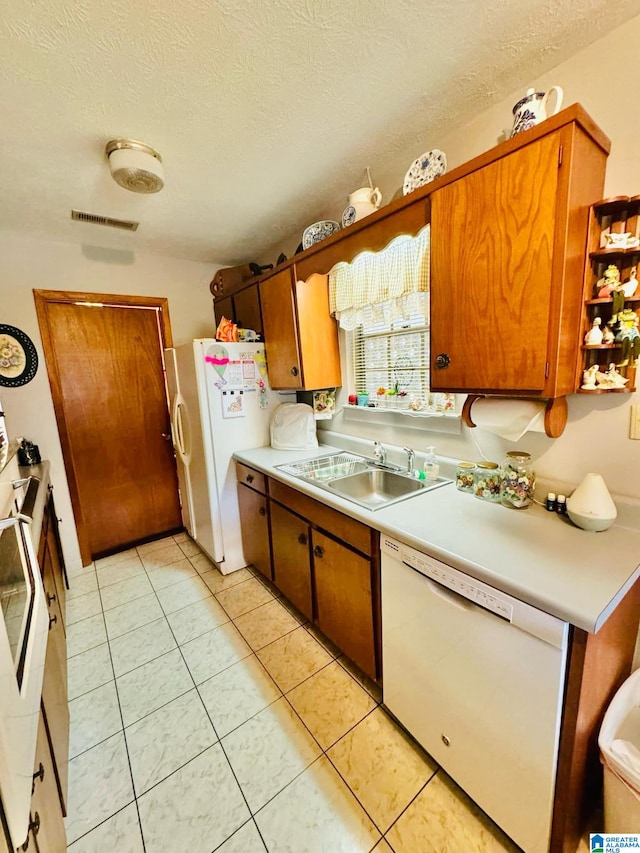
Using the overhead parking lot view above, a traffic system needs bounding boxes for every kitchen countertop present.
[234,444,640,633]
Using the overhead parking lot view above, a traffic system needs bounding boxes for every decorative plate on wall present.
[0,325,39,387]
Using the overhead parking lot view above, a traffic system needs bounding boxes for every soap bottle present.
[423,446,439,481]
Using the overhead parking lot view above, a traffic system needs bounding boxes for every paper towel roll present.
[468,398,547,441]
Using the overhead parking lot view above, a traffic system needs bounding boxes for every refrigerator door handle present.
[171,393,191,463]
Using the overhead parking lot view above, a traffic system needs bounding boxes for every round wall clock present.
[0,325,39,387]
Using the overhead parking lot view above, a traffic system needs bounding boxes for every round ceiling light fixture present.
[105,138,164,194]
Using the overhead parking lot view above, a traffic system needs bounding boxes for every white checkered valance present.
[328,225,430,330]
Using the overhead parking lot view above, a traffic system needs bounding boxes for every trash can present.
[599,667,640,832]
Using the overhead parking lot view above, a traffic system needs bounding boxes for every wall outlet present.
[630,404,640,440]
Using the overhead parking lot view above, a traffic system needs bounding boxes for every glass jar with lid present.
[456,461,475,493]
[500,451,536,509]
[473,461,501,502]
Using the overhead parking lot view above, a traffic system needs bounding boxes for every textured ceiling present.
[1,0,639,265]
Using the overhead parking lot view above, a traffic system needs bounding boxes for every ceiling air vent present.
[71,210,139,231]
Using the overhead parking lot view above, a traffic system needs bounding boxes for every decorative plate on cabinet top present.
[403,149,447,195]
[302,220,341,250]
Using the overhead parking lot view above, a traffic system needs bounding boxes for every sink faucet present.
[403,446,415,475]
[373,441,387,465]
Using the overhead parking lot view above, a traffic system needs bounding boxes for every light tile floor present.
[64,533,523,852]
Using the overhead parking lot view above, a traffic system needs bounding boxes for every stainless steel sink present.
[328,468,426,508]
[276,452,451,510]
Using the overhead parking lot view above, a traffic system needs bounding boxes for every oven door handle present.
[2,476,41,525]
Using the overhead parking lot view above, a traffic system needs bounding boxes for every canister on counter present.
[456,461,476,493]
[473,461,501,501]
[500,451,535,509]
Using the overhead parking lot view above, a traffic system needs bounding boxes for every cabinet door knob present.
[49,614,57,630]
[21,814,40,849]
[32,763,44,793]
[435,353,451,369]
[47,591,56,606]
[313,545,324,558]
[258,506,266,516]
[246,474,254,484]
[290,366,299,377]
[298,533,307,545]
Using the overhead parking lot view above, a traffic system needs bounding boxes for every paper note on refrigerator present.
[221,389,245,418]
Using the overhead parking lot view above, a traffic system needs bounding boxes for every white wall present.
[0,230,219,569]
[319,14,640,503]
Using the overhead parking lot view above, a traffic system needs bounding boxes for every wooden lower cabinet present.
[270,502,313,620]
[237,483,272,581]
[26,712,66,852]
[312,530,376,680]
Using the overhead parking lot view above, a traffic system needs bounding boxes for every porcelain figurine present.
[602,324,615,345]
[597,264,621,298]
[605,232,640,250]
[622,266,639,298]
[342,186,382,227]
[584,317,603,345]
[510,86,563,137]
[595,363,628,389]
[581,364,598,390]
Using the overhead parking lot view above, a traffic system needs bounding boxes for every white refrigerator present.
[165,340,292,574]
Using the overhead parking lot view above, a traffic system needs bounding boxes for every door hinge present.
[545,362,550,378]
[558,145,563,167]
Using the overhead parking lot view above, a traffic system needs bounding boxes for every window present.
[352,308,429,400]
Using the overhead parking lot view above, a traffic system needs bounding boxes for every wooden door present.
[34,291,182,563]
[270,501,312,618]
[430,132,560,393]
[259,270,302,389]
[237,483,271,580]
[313,530,376,680]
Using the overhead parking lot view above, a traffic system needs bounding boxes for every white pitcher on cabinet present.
[510,86,563,137]
[342,186,382,227]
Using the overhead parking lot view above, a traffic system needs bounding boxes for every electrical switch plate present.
[630,405,640,440]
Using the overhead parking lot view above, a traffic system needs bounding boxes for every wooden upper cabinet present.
[430,117,609,397]
[260,267,342,390]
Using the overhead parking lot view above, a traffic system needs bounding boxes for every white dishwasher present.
[381,535,569,853]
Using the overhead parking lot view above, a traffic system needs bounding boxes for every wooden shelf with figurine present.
[578,196,640,394]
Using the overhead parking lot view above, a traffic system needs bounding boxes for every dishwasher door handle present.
[423,577,475,613]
